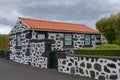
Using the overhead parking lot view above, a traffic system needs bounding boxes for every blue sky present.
[0,0,120,34]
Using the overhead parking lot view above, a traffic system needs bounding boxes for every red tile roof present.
[101,34,106,39]
[19,17,99,33]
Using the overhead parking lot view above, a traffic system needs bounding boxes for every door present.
[49,51,58,69]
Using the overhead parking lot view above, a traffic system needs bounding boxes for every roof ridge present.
[19,17,87,26]
[18,17,99,33]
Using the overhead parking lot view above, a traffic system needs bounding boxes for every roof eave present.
[31,28,100,34]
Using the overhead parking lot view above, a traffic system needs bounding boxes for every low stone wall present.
[58,54,120,80]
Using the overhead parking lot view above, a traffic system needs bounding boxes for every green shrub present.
[95,44,120,50]
[113,39,120,45]
[74,44,120,56]
[74,49,120,56]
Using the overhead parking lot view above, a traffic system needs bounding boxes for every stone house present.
[9,17,101,69]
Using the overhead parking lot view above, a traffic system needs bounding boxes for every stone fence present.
[58,53,120,80]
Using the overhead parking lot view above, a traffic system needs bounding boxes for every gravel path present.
[0,59,96,80]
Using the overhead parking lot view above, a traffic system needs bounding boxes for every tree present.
[0,35,9,50]
[4,36,9,50]
[96,13,120,44]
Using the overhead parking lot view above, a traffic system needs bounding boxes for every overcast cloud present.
[0,0,120,34]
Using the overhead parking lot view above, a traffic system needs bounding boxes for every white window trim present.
[64,34,72,46]
[85,35,90,45]
[16,35,21,46]
[37,34,45,39]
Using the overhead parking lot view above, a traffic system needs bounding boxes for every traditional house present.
[9,17,101,69]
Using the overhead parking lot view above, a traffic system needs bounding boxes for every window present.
[16,35,21,46]
[64,34,72,46]
[85,35,90,45]
[37,34,45,39]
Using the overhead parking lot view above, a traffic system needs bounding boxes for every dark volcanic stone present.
[70,59,74,63]
[100,60,103,63]
[110,75,117,79]
[52,45,55,47]
[51,36,54,38]
[99,76,105,80]
[67,67,69,71]
[107,63,116,68]
[80,62,85,67]
[81,57,83,60]
[70,67,75,74]
[60,69,63,72]
[118,63,120,66]
[75,44,77,46]
[86,57,89,61]
[104,66,110,73]
[74,58,77,60]
[90,71,95,78]
[94,63,101,71]
[68,63,72,66]
[87,63,92,69]
[91,58,94,62]
[62,60,66,64]
[56,38,59,40]
[86,70,88,75]
[79,68,84,74]
[96,72,99,75]
[79,45,82,47]
[75,61,78,66]
[56,34,59,37]
[75,67,78,73]
[57,45,61,46]
[62,66,65,68]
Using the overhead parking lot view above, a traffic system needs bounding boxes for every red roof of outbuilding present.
[19,17,99,33]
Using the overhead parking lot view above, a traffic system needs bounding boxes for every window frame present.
[64,34,72,46]
[37,34,45,40]
[85,35,91,45]
[16,34,21,46]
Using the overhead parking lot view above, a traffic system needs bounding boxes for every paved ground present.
[0,59,96,80]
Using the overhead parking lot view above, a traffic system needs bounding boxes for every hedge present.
[74,49,120,56]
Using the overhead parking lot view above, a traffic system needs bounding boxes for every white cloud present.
[0,8,24,21]
[108,0,120,4]
[0,24,12,34]
[0,0,120,34]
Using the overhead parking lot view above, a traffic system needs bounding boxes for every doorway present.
[49,51,58,69]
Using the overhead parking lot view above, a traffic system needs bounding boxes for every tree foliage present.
[0,35,9,50]
[96,13,120,44]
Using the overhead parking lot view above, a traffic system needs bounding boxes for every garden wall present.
[58,54,120,80]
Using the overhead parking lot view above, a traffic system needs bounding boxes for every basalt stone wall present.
[48,33,99,50]
[30,42,47,68]
[73,34,98,48]
[10,20,31,64]
[48,33,64,51]
[10,20,48,68]
[58,55,120,80]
